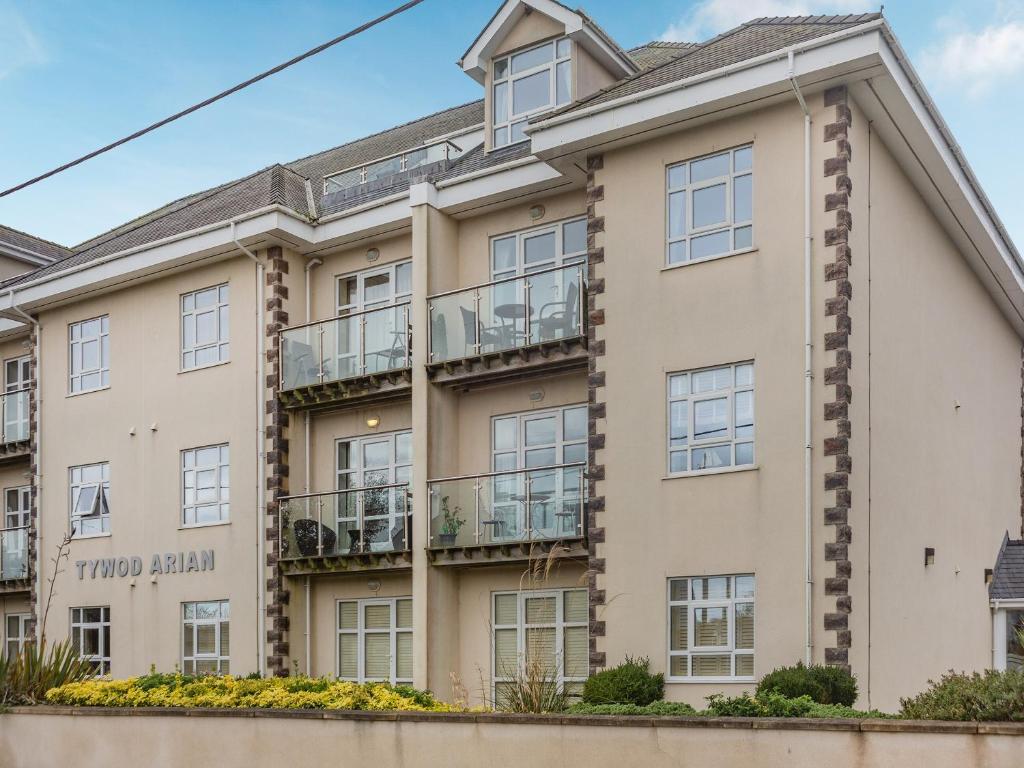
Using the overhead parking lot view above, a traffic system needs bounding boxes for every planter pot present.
[438,533,458,547]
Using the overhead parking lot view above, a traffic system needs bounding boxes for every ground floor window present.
[4,612,30,656]
[667,574,754,681]
[182,600,230,674]
[492,588,588,705]
[337,597,412,684]
[995,608,1024,671]
[71,606,110,675]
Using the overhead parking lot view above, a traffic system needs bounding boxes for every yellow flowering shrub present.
[45,673,459,711]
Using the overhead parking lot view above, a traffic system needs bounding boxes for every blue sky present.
[1,0,1023,248]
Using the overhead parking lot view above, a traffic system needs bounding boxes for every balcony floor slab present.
[426,538,588,567]
[279,369,412,412]
[426,338,587,389]
[280,550,413,577]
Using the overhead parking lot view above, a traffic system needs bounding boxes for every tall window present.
[492,37,571,148]
[71,606,111,675]
[667,575,754,681]
[336,432,411,552]
[5,613,30,656]
[3,355,30,443]
[492,589,588,705]
[490,218,586,281]
[337,597,412,684]
[182,601,230,674]
[666,145,752,265]
[4,486,30,528]
[182,444,230,526]
[667,362,754,474]
[181,284,229,370]
[68,316,109,393]
[69,462,110,536]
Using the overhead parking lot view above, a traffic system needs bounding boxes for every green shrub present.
[804,702,891,719]
[0,638,95,706]
[582,656,664,706]
[567,700,697,716]
[756,662,858,706]
[899,669,1024,721]
[705,692,816,718]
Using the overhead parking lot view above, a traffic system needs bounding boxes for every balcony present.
[278,484,412,574]
[0,389,30,459]
[278,305,411,410]
[427,464,587,565]
[427,264,588,387]
[1,526,29,588]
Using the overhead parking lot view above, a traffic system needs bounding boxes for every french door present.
[335,262,411,378]
[3,356,29,442]
[336,431,412,552]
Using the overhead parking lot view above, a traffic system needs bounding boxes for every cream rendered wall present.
[0,255,37,283]
[595,101,809,706]
[308,235,412,323]
[36,255,261,677]
[493,10,563,58]
[574,44,617,102]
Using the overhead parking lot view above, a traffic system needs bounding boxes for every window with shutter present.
[667,575,754,681]
[336,597,413,684]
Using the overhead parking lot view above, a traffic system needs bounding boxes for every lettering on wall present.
[74,550,215,580]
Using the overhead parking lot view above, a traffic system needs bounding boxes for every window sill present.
[179,359,231,375]
[66,385,110,399]
[663,464,758,480]
[666,677,756,685]
[71,532,112,541]
[179,520,231,531]
[661,247,758,272]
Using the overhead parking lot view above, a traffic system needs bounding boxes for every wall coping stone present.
[8,707,1024,735]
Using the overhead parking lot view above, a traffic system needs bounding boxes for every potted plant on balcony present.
[438,496,465,547]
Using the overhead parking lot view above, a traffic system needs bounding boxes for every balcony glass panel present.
[428,464,584,548]
[279,485,410,560]
[0,527,28,580]
[428,264,586,363]
[280,304,410,391]
[2,390,29,444]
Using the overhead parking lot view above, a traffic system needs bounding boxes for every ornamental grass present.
[45,672,457,712]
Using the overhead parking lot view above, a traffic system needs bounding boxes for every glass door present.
[335,262,411,378]
[3,356,29,442]
[336,431,411,553]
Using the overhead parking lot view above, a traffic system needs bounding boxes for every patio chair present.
[538,282,580,341]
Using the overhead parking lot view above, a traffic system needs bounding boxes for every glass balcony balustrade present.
[279,305,410,392]
[0,526,28,581]
[428,264,586,364]
[428,464,585,549]
[1,389,29,445]
[279,484,411,560]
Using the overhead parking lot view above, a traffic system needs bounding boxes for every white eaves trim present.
[0,241,57,267]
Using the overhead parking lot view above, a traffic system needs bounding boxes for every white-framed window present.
[994,606,1024,671]
[71,606,110,675]
[667,574,754,682]
[336,261,412,316]
[68,315,109,393]
[666,145,753,265]
[492,588,588,705]
[490,217,587,281]
[4,486,30,529]
[182,444,230,526]
[5,613,30,656]
[492,37,571,148]
[181,284,229,370]
[69,462,110,537]
[667,362,754,474]
[336,432,411,552]
[491,404,587,471]
[3,355,30,443]
[182,600,230,675]
[337,597,412,684]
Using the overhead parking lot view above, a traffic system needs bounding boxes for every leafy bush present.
[45,674,456,711]
[567,700,697,716]
[704,692,889,719]
[1,639,95,706]
[899,669,1024,721]
[582,656,664,706]
[756,662,858,706]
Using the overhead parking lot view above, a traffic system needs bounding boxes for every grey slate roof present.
[626,41,698,70]
[0,224,72,262]
[991,533,1024,600]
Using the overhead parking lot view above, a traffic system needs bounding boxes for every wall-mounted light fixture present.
[365,414,381,429]
[984,568,994,585]
[528,204,546,221]
[367,578,382,593]
[924,547,935,567]
[528,388,544,403]
[366,247,381,263]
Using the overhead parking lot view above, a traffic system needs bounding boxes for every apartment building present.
[0,1,1022,712]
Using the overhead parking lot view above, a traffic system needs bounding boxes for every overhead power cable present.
[0,0,426,199]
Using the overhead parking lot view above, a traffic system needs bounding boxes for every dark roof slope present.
[547,14,882,118]
[627,41,697,70]
[991,533,1024,600]
[0,224,72,262]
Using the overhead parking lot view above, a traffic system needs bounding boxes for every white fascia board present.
[311,195,413,252]
[433,157,569,214]
[0,242,56,267]
[0,317,30,340]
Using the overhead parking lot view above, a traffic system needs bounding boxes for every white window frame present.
[182,600,230,675]
[336,597,413,684]
[666,145,753,266]
[667,362,755,476]
[181,444,230,527]
[181,284,230,371]
[69,462,110,538]
[667,575,754,683]
[491,588,588,703]
[492,37,572,148]
[489,217,587,281]
[491,404,587,472]
[335,260,412,316]
[4,485,30,529]
[70,605,111,676]
[5,612,30,656]
[3,355,30,443]
[68,315,110,394]
[993,603,1024,671]
[335,430,412,489]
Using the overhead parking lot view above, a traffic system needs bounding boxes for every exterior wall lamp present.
[924,547,935,567]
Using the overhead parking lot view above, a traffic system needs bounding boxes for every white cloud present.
[0,3,47,80]
[660,0,864,43]
[920,20,1024,98]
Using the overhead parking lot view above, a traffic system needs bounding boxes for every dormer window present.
[492,37,571,148]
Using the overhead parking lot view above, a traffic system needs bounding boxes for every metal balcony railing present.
[279,484,411,560]
[1,389,29,445]
[0,526,28,581]
[279,304,410,392]
[428,463,585,548]
[427,264,586,364]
